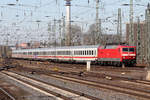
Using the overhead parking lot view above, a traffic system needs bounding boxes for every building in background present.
[126,22,145,45]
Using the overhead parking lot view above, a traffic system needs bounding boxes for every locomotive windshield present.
[122,48,135,52]
[129,48,134,52]
[122,48,128,52]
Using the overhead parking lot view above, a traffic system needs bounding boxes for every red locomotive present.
[97,45,136,66]
[12,45,136,66]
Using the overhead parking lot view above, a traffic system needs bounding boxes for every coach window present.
[68,51,70,55]
[91,50,93,55]
[52,51,55,55]
[35,52,38,55]
[45,52,47,55]
[89,51,91,55]
[95,50,96,55]
[48,51,50,55]
[57,51,60,55]
[33,52,36,55]
[43,51,46,55]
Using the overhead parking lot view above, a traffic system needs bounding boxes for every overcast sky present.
[0,0,149,45]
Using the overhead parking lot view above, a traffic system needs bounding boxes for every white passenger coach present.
[12,45,98,62]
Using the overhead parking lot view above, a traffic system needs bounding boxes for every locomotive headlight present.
[123,56,125,59]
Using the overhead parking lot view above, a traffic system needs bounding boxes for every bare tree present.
[70,25,82,46]
[84,24,97,45]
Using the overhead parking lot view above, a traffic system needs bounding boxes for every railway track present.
[4,69,150,100]
[3,59,150,99]
[1,71,99,100]
[47,74,150,99]
[14,65,150,86]
[0,87,16,100]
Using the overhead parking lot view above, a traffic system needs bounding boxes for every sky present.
[0,0,149,45]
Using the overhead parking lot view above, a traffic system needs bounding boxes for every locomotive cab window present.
[122,48,128,52]
[129,48,134,52]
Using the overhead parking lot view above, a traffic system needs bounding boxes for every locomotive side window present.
[123,48,128,52]
[129,48,134,52]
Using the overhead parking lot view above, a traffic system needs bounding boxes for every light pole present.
[65,0,71,46]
